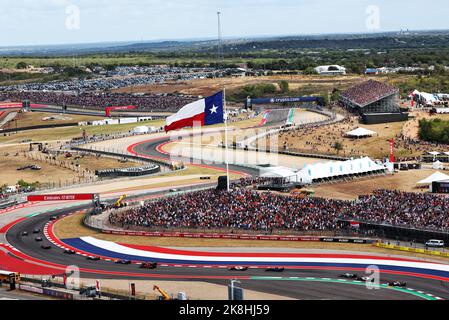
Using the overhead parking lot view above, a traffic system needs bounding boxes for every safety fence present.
[98,230,376,244]
[375,243,449,258]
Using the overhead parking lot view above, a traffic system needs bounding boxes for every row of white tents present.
[261,157,386,184]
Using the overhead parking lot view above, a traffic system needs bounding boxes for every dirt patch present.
[113,74,367,97]
[0,145,79,186]
[10,111,103,129]
[0,145,147,186]
[313,169,436,200]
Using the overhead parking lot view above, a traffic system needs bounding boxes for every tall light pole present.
[217,11,223,64]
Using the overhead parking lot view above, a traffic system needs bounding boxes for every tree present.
[278,80,289,93]
[333,141,344,154]
[16,62,28,69]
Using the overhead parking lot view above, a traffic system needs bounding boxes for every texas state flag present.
[165,91,224,132]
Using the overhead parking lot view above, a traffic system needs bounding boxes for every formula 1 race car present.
[41,245,51,250]
[265,267,285,272]
[339,273,358,279]
[356,276,375,283]
[64,249,76,255]
[388,281,407,287]
[140,262,158,269]
[228,266,248,271]
[115,259,132,265]
[86,256,101,261]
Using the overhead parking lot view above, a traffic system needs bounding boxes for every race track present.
[3,123,449,300]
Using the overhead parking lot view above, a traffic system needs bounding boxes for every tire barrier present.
[0,199,17,210]
[95,165,160,178]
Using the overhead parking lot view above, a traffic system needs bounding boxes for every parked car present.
[425,239,445,248]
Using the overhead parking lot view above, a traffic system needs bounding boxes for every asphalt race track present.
[4,132,449,300]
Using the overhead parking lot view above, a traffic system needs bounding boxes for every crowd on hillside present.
[0,91,195,112]
[109,185,449,233]
[341,80,398,106]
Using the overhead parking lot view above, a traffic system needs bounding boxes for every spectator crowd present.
[341,80,398,107]
[109,185,449,233]
[0,91,195,112]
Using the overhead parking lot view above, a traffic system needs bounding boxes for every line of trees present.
[419,118,449,144]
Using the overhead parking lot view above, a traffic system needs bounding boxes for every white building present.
[314,65,346,75]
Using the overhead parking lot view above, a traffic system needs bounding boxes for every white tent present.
[132,126,150,134]
[296,157,385,184]
[346,127,377,138]
[444,152,449,156]
[432,161,444,170]
[260,167,297,182]
[417,172,449,186]
[428,151,441,156]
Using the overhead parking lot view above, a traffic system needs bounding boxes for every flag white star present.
[210,104,218,114]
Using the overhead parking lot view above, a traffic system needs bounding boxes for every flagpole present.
[223,88,230,192]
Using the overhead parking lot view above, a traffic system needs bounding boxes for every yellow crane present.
[114,194,127,208]
[153,285,171,300]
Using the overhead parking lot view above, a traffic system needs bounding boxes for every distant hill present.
[1,29,449,57]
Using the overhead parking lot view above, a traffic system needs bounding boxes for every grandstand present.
[340,80,408,124]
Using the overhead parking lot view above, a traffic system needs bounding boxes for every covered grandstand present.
[340,80,408,124]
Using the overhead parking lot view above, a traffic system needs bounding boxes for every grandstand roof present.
[340,80,398,108]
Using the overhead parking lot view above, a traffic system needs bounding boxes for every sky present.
[1,0,449,46]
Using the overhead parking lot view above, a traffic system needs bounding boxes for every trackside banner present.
[27,194,95,201]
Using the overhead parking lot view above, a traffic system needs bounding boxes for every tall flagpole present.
[223,88,230,192]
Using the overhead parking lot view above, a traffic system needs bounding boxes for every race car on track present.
[388,281,407,287]
[140,262,158,269]
[86,256,101,261]
[33,228,40,234]
[265,267,285,272]
[115,259,132,265]
[356,276,375,283]
[41,245,51,250]
[21,231,28,236]
[228,266,248,271]
[34,237,43,242]
[339,273,358,279]
[64,249,76,255]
